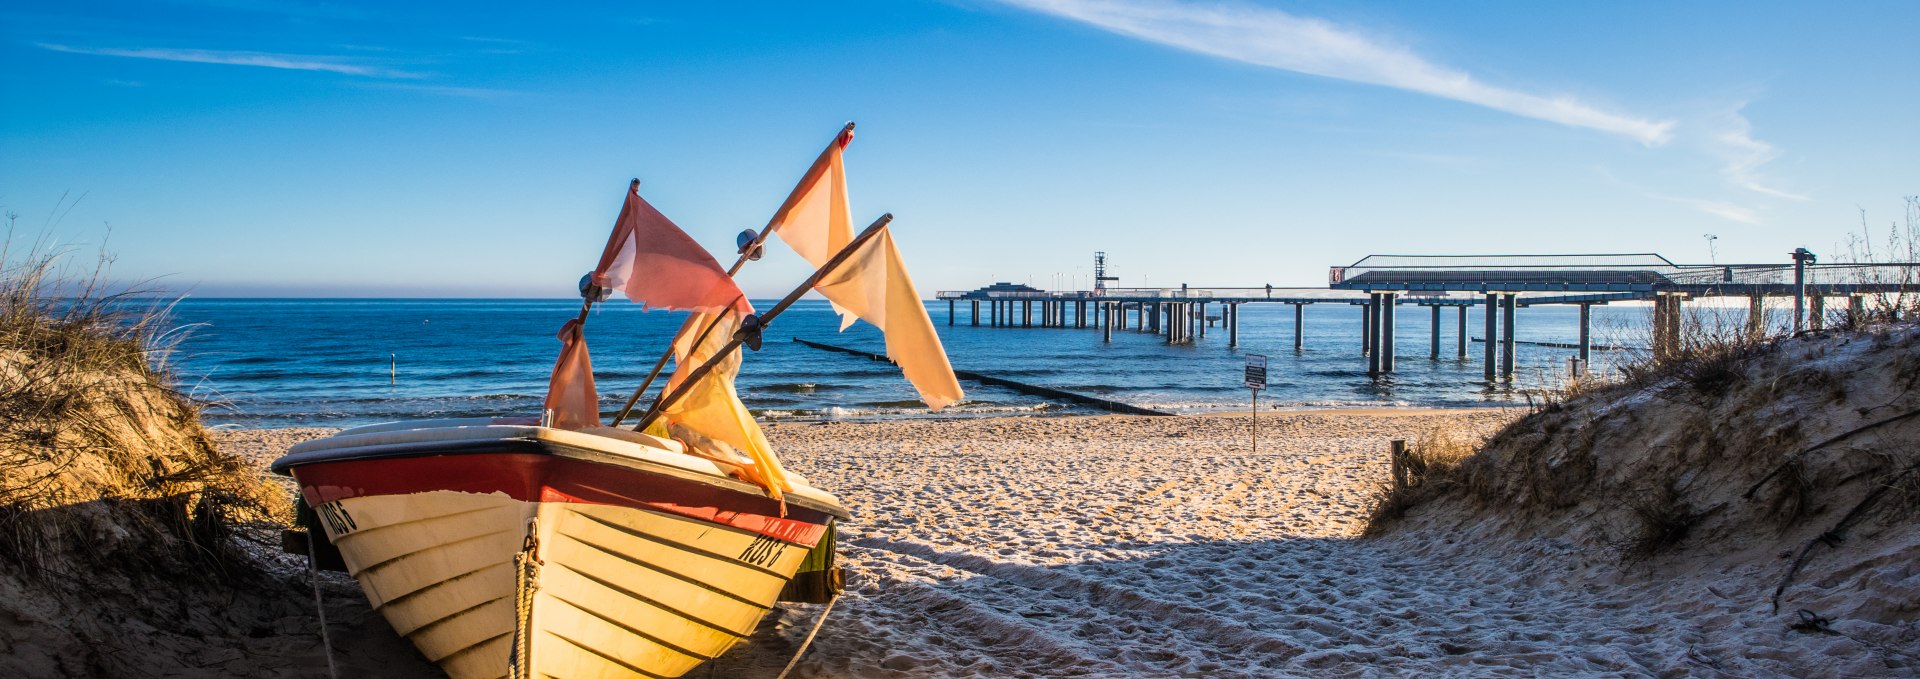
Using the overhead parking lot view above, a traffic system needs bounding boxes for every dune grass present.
[0,219,280,581]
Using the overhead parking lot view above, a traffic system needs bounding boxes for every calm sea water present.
[168,298,1657,428]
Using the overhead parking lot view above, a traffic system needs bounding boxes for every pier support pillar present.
[1023,300,1032,327]
[1483,294,1498,381]
[1293,303,1304,351]
[1229,303,1239,347]
[1456,306,1468,358]
[1361,298,1374,357]
[1810,295,1825,331]
[1748,294,1766,340]
[1849,295,1865,326]
[1103,304,1113,343]
[1578,303,1592,367]
[971,300,980,326]
[1367,294,1382,376]
[1382,293,1397,373]
[1429,305,1441,360]
[1500,294,1516,380]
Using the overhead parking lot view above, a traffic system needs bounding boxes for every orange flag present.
[769,128,860,326]
[814,227,965,411]
[543,319,600,429]
[661,309,790,498]
[592,182,753,316]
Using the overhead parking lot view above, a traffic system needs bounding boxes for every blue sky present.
[3,0,1916,297]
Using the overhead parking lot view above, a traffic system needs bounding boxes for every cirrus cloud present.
[999,0,1676,146]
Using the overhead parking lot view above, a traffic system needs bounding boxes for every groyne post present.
[1390,439,1410,492]
[1103,304,1113,342]
[1483,293,1497,381]
[948,299,955,326]
[1500,294,1516,380]
[1229,303,1239,347]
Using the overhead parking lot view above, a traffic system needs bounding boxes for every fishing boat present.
[273,123,963,678]
[272,420,848,678]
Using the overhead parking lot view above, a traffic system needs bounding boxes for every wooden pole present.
[634,214,894,432]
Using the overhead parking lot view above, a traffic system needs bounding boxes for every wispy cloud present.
[1709,108,1807,200]
[35,43,421,78]
[1653,194,1760,224]
[998,0,1675,146]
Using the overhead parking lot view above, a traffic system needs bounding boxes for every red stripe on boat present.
[293,452,829,545]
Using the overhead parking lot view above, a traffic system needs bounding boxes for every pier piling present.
[1578,303,1592,367]
[1456,306,1467,358]
[1809,296,1825,331]
[1500,294,1515,380]
[1429,305,1440,360]
[1483,293,1497,381]
[1293,303,1304,351]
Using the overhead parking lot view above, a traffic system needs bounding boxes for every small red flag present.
[591,183,753,316]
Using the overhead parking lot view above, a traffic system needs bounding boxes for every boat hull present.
[291,450,836,679]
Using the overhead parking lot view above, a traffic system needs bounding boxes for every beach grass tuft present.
[0,216,281,582]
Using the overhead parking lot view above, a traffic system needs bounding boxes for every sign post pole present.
[1244,354,1267,454]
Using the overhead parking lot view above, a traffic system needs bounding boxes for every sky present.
[3,0,1916,298]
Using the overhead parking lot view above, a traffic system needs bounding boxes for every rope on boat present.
[508,518,542,679]
[774,594,839,679]
[307,546,341,679]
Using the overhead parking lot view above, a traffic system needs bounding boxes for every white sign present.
[1245,354,1268,390]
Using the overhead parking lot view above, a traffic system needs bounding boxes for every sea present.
[167,298,1658,428]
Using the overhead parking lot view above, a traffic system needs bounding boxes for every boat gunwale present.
[272,436,850,520]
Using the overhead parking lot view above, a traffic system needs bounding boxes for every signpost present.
[1245,354,1267,453]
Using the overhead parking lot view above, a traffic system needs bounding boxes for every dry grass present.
[0,219,281,582]
[1363,423,1482,534]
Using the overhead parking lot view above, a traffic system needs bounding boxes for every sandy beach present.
[217,407,1524,677]
[211,402,1916,677]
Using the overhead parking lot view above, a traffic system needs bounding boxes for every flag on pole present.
[661,308,791,499]
[543,319,600,429]
[544,182,753,429]
[813,226,965,411]
[768,127,859,325]
[593,181,754,316]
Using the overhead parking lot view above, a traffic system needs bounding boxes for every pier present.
[937,251,1920,383]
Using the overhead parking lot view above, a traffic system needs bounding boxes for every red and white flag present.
[593,181,753,316]
[543,182,753,429]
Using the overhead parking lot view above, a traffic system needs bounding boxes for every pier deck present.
[937,251,1920,383]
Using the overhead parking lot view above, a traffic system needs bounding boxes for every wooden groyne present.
[791,338,1173,416]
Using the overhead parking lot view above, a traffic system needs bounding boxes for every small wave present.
[758,382,827,393]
